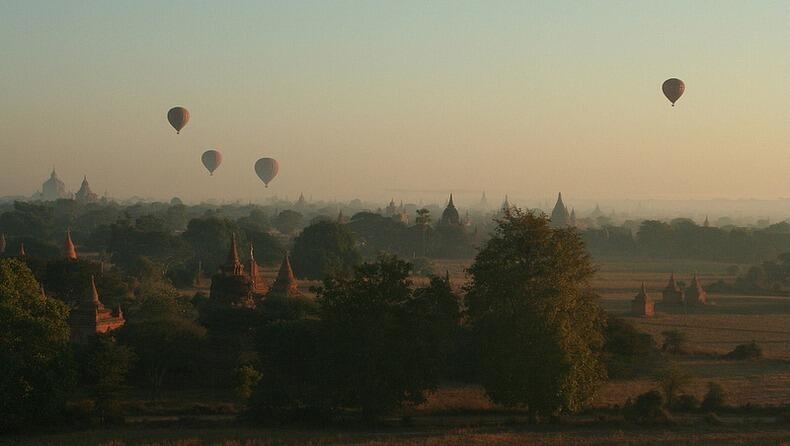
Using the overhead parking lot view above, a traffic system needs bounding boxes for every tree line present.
[1,209,660,431]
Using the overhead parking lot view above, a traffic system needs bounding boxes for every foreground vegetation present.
[3,199,790,444]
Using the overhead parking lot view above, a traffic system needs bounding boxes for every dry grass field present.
[432,258,790,408]
[5,425,790,446]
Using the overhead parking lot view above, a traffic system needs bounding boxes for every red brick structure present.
[209,234,256,308]
[64,230,77,260]
[630,282,655,317]
[661,272,684,305]
[69,276,125,342]
[685,273,707,306]
[268,251,301,297]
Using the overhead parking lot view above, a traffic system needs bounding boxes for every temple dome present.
[440,194,460,226]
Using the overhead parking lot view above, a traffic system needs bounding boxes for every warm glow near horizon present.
[1,1,788,203]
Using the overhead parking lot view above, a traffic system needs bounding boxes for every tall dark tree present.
[316,255,458,417]
[465,209,606,419]
[118,288,206,392]
[0,259,76,431]
[291,221,360,279]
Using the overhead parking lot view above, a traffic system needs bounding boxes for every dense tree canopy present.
[251,255,460,420]
[291,221,360,279]
[316,255,459,416]
[0,259,76,431]
[466,209,606,418]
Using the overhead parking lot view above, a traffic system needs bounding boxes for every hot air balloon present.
[167,106,190,134]
[201,149,222,175]
[662,78,685,107]
[254,158,279,188]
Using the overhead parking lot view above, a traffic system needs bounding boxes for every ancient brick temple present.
[208,236,302,306]
[685,273,707,306]
[74,176,99,203]
[69,276,125,342]
[630,282,655,317]
[661,272,684,305]
[208,234,257,308]
[268,251,301,297]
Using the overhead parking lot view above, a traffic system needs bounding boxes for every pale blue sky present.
[1,1,787,203]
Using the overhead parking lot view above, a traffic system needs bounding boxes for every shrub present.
[626,390,669,424]
[661,330,688,355]
[672,394,699,412]
[701,382,727,412]
[64,399,97,428]
[603,317,660,379]
[235,365,262,400]
[702,412,724,425]
[657,364,693,407]
[724,341,762,360]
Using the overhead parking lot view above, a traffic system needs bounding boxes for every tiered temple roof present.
[42,168,68,201]
[662,272,684,305]
[221,234,245,276]
[550,192,570,228]
[269,252,301,297]
[69,276,125,342]
[75,176,99,203]
[439,194,461,226]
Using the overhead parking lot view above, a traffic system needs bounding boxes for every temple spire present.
[89,275,100,304]
[64,229,77,260]
[223,234,244,275]
[248,243,268,293]
[448,193,454,207]
[18,241,26,258]
[270,251,300,296]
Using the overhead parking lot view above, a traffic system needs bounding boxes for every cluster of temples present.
[34,230,127,341]
[15,229,304,341]
[208,235,301,308]
[662,273,708,306]
[630,273,709,317]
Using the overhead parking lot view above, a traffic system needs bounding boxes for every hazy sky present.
[1,1,788,204]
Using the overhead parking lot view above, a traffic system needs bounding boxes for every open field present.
[4,423,790,446]
[433,258,790,408]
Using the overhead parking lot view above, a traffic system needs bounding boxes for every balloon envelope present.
[254,158,279,187]
[167,107,190,133]
[662,78,685,106]
[201,149,222,175]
